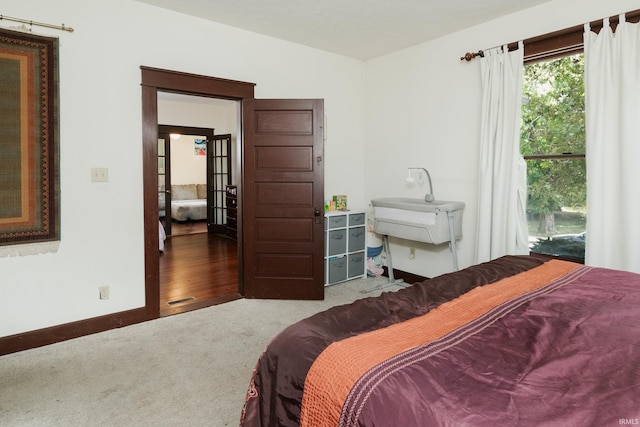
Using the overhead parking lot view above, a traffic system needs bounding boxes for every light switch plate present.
[91,167,108,182]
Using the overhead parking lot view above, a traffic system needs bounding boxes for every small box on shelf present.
[333,195,347,211]
[325,195,348,212]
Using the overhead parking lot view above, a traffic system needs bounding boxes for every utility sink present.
[371,198,465,245]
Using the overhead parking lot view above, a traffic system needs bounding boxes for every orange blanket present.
[299,260,580,427]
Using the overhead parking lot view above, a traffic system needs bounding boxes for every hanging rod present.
[0,14,74,33]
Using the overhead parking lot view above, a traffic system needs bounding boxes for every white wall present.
[158,96,237,185]
[364,0,640,279]
[168,136,206,185]
[0,0,366,337]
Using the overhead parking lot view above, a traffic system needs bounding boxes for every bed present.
[171,198,207,221]
[167,184,207,221]
[240,255,640,426]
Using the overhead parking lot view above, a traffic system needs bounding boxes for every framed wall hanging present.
[0,28,60,245]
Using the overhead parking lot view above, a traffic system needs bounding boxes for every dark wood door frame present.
[142,67,256,319]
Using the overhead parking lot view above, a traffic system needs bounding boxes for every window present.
[520,54,586,262]
[510,9,640,263]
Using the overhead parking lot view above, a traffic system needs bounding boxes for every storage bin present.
[348,252,365,278]
[327,229,347,256]
[348,226,366,252]
[349,213,365,226]
[327,256,347,283]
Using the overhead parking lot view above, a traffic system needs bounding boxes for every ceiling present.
[136,0,550,60]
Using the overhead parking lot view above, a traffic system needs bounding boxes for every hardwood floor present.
[168,219,207,236]
[159,229,240,316]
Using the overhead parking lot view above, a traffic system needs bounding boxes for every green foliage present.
[521,55,586,222]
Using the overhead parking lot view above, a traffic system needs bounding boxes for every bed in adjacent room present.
[168,183,207,222]
[240,255,640,426]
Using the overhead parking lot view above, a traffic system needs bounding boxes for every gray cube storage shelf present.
[324,211,367,285]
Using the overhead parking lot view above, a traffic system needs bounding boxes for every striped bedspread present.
[241,256,640,426]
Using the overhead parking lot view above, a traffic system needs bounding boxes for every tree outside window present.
[520,54,586,262]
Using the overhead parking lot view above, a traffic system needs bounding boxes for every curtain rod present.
[460,50,484,61]
[0,14,74,33]
[460,8,640,62]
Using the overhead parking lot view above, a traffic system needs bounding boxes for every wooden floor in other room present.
[159,226,239,317]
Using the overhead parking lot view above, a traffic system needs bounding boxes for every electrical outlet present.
[409,247,416,259]
[99,285,110,300]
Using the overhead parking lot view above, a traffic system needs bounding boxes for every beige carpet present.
[0,276,401,426]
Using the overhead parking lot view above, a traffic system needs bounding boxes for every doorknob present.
[314,208,321,224]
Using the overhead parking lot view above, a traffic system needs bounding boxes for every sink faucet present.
[406,167,435,202]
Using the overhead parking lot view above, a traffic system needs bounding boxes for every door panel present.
[255,182,313,205]
[255,110,313,134]
[255,146,313,169]
[255,253,314,277]
[243,98,324,300]
[255,218,312,241]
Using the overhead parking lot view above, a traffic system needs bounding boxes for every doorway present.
[157,123,216,237]
[157,95,241,316]
[141,67,256,319]
[142,67,325,322]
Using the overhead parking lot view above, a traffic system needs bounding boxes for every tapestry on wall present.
[0,28,60,245]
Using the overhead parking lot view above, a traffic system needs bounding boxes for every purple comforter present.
[241,256,640,426]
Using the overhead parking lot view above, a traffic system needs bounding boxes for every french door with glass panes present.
[157,133,172,235]
[207,134,232,234]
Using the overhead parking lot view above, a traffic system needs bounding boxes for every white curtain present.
[584,16,640,273]
[475,42,529,264]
